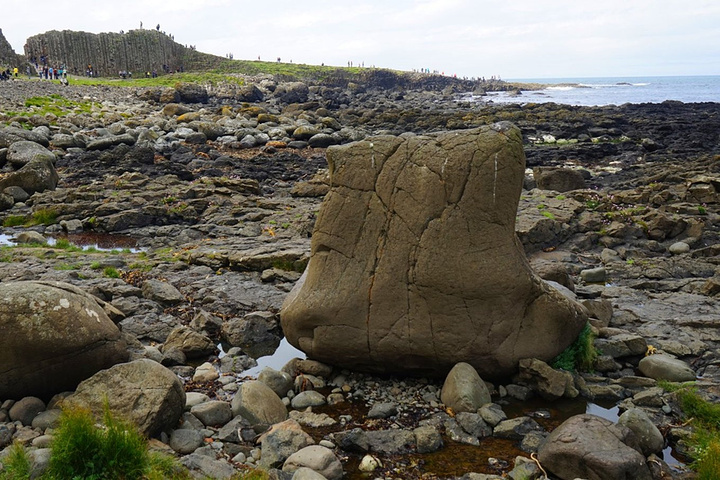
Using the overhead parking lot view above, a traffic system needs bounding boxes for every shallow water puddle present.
[244,338,306,377]
[0,232,142,252]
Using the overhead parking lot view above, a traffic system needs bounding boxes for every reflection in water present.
[57,233,141,251]
[241,338,306,377]
[0,232,141,252]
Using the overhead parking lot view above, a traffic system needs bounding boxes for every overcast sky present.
[3,0,719,79]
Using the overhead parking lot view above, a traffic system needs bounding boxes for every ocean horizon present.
[480,75,720,106]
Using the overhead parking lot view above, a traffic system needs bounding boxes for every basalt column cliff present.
[24,29,225,77]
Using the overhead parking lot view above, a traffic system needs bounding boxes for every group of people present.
[0,68,17,80]
[38,65,66,80]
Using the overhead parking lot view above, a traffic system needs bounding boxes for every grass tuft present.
[30,209,58,226]
[551,322,597,372]
[0,442,32,479]
[103,266,121,278]
[658,383,720,478]
[47,405,147,480]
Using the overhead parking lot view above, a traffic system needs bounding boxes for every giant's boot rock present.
[281,124,587,379]
[0,281,128,399]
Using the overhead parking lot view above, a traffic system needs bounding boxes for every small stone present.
[368,402,397,419]
[291,391,326,409]
[283,445,343,480]
[414,425,443,453]
[9,397,46,426]
[505,384,534,401]
[618,408,664,456]
[493,417,544,440]
[193,362,219,383]
[668,242,690,255]
[169,428,205,454]
[258,367,294,398]
[638,354,696,382]
[358,454,382,472]
[185,392,210,410]
[190,400,233,427]
[479,403,507,427]
[580,267,607,283]
[440,363,491,413]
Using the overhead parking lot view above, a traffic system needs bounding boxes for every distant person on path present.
[156,24,160,31]
[140,21,143,29]
[13,67,18,77]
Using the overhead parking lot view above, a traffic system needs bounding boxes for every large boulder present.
[174,82,209,103]
[0,126,50,147]
[0,148,59,195]
[0,281,128,399]
[6,141,56,168]
[538,414,651,480]
[66,359,185,437]
[281,124,587,379]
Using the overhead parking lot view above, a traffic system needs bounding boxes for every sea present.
[478,75,720,106]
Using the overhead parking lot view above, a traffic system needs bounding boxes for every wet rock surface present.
[0,76,717,479]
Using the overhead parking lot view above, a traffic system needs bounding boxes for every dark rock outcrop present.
[0,28,22,67]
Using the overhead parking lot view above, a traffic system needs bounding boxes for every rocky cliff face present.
[0,28,22,67]
[24,29,225,77]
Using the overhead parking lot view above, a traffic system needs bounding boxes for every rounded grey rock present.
[291,390,326,409]
[170,428,205,454]
[190,400,233,427]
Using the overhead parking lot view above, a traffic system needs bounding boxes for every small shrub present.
[698,205,707,215]
[541,211,556,220]
[103,266,121,278]
[90,261,102,270]
[551,323,597,372]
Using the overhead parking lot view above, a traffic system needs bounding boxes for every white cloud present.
[2,0,718,78]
